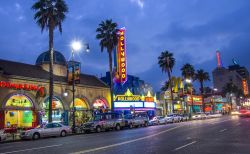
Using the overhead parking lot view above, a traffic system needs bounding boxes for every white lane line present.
[173,141,197,151]
[219,129,227,132]
[210,119,231,125]
[0,144,62,154]
[236,123,241,126]
[71,125,183,154]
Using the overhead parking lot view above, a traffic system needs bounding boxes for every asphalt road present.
[0,116,250,154]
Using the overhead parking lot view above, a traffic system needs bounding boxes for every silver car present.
[165,114,181,123]
[20,122,72,140]
[82,112,126,133]
[124,114,148,128]
[0,130,7,142]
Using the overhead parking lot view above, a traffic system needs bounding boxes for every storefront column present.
[0,110,4,129]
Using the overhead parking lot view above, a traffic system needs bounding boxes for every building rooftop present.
[0,59,108,88]
[36,50,67,66]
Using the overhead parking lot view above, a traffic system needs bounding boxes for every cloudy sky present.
[0,0,250,91]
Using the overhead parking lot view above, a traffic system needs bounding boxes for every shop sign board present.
[186,95,202,105]
[0,81,39,91]
[0,81,46,97]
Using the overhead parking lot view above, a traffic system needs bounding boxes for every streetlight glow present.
[71,41,82,51]
[185,79,192,83]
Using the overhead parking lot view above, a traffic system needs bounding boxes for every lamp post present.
[185,79,194,116]
[70,41,90,133]
[212,88,218,113]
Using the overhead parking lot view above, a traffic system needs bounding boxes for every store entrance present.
[3,93,36,128]
[5,110,35,128]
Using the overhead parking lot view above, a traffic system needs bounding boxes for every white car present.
[158,116,167,124]
[0,130,7,142]
[20,122,72,140]
[192,113,206,120]
[165,114,180,123]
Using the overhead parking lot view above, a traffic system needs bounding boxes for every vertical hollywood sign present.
[242,79,249,96]
[117,28,127,84]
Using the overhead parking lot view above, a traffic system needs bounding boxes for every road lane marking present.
[71,125,183,154]
[219,129,227,132]
[173,141,197,151]
[210,119,231,125]
[0,144,62,154]
[236,123,241,126]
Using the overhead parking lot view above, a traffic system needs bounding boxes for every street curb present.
[0,132,84,144]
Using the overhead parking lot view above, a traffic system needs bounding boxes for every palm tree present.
[32,0,68,122]
[158,51,175,113]
[195,69,210,112]
[181,63,195,80]
[96,19,118,111]
[161,80,170,92]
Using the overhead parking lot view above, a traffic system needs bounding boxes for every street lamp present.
[70,40,90,133]
[185,79,194,116]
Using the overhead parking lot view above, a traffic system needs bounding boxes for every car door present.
[52,123,62,136]
[43,123,54,137]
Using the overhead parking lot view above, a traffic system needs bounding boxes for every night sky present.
[0,0,250,91]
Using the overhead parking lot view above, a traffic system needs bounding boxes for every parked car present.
[165,114,181,123]
[135,112,149,127]
[149,116,161,125]
[20,122,72,140]
[0,130,7,142]
[124,113,149,128]
[179,114,189,121]
[81,112,126,133]
[192,112,206,120]
[158,116,167,124]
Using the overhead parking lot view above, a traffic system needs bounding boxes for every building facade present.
[100,72,153,95]
[0,51,110,129]
[212,67,243,92]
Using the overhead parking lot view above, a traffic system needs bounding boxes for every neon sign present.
[242,79,249,96]
[187,95,202,105]
[0,81,39,91]
[216,51,222,68]
[114,102,143,108]
[116,28,127,84]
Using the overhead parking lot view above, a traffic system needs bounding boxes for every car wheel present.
[60,130,67,137]
[116,124,121,131]
[0,137,1,141]
[144,122,148,127]
[32,133,40,140]
[96,126,101,133]
[129,123,133,129]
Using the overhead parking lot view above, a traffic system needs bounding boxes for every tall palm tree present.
[96,19,118,110]
[161,80,170,92]
[195,69,210,112]
[32,0,68,122]
[181,63,195,80]
[158,51,175,113]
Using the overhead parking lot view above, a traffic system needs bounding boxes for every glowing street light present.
[185,79,192,84]
[71,41,82,51]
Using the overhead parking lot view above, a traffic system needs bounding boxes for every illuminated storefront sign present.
[144,102,156,108]
[242,79,249,96]
[115,95,141,101]
[5,94,33,108]
[145,97,154,102]
[187,95,202,105]
[0,81,39,91]
[116,28,127,84]
[114,102,143,108]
